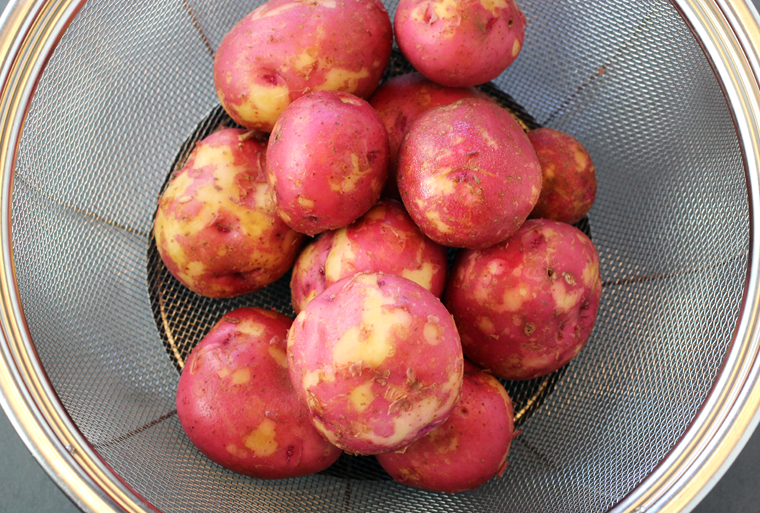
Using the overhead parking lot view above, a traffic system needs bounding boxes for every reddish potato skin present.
[154,128,305,298]
[394,0,526,87]
[267,91,390,235]
[445,219,601,381]
[397,98,541,249]
[176,308,342,479]
[287,272,464,455]
[528,128,597,225]
[213,0,392,132]
[376,361,515,493]
[289,199,448,313]
[368,73,486,198]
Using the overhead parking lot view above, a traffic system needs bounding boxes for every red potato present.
[397,97,542,249]
[376,361,515,493]
[394,0,526,87]
[289,199,448,313]
[213,0,393,132]
[154,128,305,298]
[444,219,602,381]
[287,272,464,455]
[267,90,390,235]
[528,127,597,225]
[368,72,486,198]
[176,307,342,479]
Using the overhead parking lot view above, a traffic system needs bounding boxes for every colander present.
[2,0,760,512]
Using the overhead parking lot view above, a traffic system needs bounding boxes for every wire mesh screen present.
[8,0,750,512]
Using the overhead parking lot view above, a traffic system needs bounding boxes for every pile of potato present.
[158,0,601,494]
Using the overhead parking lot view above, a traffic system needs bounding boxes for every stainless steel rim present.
[0,1,759,512]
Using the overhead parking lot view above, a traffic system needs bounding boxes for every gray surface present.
[0,1,759,513]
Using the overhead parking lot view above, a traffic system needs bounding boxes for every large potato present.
[394,0,526,87]
[154,128,305,298]
[287,272,464,455]
[527,127,597,225]
[397,97,542,249]
[444,219,601,380]
[376,361,515,493]
[214,0,393,132]
[289,199,448,313]
[267,91,389,235]
[368,72,486,198]
[176,307,342,479]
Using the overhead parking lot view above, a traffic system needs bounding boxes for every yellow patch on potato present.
[477,316,495,335]
[401,262,436,291]
[350,382,377,413]
[423,209,454,234]
[243,418,278,457]
[236,80,291,130]
[479,0,508,15]
[411,0,460,22]
[501,284,528,312]
[332,275,412,368]
[324,229,357,283]
[423,317,444,345]
[315,66,371,94]
[551,281,583,313]
[225,443,248,459]
[302,369,336,392]
[238,321,266,338]
[217,367,231,379]
[184,260,206,279]
[268,345,288,368]
[231,367,252,385]
[512,39,522,58]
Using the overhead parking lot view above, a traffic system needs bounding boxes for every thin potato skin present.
[397,98,542,249]
[376,361,515,493]
[444,219,602,381]
[368,73,486,199]
[528,128,597,225]
[176,307,342,479]
[154,128,305,298]
[213,0,392,132]
[394,0,526,87]
[267,91,390,235]
[287,272,464,455]
[289,199,448,313]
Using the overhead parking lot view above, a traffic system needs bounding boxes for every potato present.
[397,97,542,249]
[527,127,597,225]
[289,199,448,313]
[368,72,486,198]
[287,272,464,455]
[153,128,305,298]
[213,0,393,132]
[376,361,515,493]
[267,91,389,235]
[176,307,342,479]
[444,219,601,380]
[394,0,526,87]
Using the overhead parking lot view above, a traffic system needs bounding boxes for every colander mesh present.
[9,0,750,512]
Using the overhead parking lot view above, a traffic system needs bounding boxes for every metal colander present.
[1,1,760,512]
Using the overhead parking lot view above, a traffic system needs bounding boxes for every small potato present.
[154,128,305,298]
[369,73,486,198]
[176,307,342,479]
[444,219,602,380]
[376,361,515,493]
[287,272,464,455]
[394,0,526,87]
[527,128,597,225]
[289,199,448,313]
[213,0,392,132]
[267,91,389,235]
[397,97,542,249]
